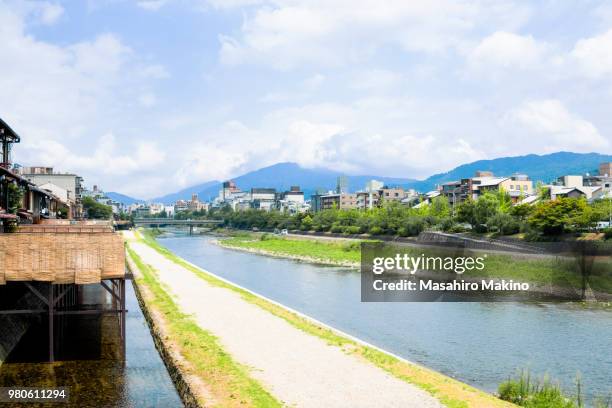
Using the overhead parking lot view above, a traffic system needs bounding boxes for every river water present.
[0,281,183,408]
[159,233,612,401]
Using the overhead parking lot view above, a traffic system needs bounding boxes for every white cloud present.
[504,99,609,152]
[0,3,170,197]
[38,2,64,25]
[218,0,532,69]
[136,0,169,11]
[349,69,403,91]
[138,92,157,107]
[138,64,170,79]
[468,31,547,70]
[571,29,612,79]
[69,33,131,76]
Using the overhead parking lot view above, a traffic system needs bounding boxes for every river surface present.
[0,281,183,408]
[159,233,612,401]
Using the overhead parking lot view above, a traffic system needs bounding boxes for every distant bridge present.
[133,218,224,234]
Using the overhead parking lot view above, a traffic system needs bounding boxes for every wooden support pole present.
[121,279,126,361]
[48,283,54,363]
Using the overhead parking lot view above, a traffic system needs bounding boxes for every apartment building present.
[319,193,357,210]
[20,168,84,218]
[440,172,533,204]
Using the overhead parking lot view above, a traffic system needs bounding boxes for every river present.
[0,281,183,408]
[158,233,612,401]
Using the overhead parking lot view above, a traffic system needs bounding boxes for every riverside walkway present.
[124,231,442,408]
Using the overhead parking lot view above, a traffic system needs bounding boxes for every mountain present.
[151,152,612,203]
[407,152,612,192]
[152,180,220,204]
[156,162,417,203]
[106,192,144,205]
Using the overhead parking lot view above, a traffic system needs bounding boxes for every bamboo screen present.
[0,233,125,285]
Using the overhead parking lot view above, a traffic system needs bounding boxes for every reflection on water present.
[0,282,183,408]
[160,233,612,401]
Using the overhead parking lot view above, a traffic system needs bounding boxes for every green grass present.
[220,234,361,265]
[498,369,611,408]
[220,234,612,294]
[126,244,281,408]
[134,229,515,408]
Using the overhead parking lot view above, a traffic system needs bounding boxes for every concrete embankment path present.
[125,232,442,408]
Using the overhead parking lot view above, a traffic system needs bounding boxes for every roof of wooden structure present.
[0,117,20,143]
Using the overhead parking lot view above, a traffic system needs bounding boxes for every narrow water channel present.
[0,281,183,408]
[159,233,612,401]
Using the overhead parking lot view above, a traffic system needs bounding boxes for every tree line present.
[211,191,611,240]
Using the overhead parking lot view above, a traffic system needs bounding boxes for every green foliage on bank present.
[83,196,113,219]
[498,369,611,408]
[222,234,362,265]
[215,193,611,241]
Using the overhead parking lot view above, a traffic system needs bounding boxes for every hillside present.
[170,162,416,204]
[106,191,144,205]
[112,152,612,204]
[152,180,220,204]
[407,152,612,192]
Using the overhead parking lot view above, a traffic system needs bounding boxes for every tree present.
[496,188,513,213]
[429,196,451,219]
[456,198,477,229]
[8,184,24,213]
[510,203,533,222]
[487,213,519,235]
[82,197,113,219]
[475,192,500,227]
[528,197,592,235]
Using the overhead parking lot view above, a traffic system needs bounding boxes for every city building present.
[548,174,603,200]
[220,180,241,201]
[379,187,406,202]
[319,193,357,211]
[336,176,348,194]
[277,186,306,213]
[250,188,276,211]
[440,172,533,204]
[20,166,85,218]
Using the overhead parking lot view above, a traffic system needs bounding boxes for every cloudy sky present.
[1,0,611,198]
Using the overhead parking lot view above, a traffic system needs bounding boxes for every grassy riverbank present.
[136,229,514,408]
[126,236,282,407]
[219,233,612,295]
[219,233,361,267]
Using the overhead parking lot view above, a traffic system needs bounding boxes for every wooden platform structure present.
[0,221,127,362]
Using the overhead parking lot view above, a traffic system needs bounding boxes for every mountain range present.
[108,151,612,205]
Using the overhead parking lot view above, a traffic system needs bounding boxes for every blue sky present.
[1,0,612,198]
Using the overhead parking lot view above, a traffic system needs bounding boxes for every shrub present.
[498,369,576,408]
[330,223,344,233]
[488,213,520,235]
[440,217,455,232]
[369,226,384,235]
[603,228,612,240]
[342,242,361,252]
[343,225,361,235]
